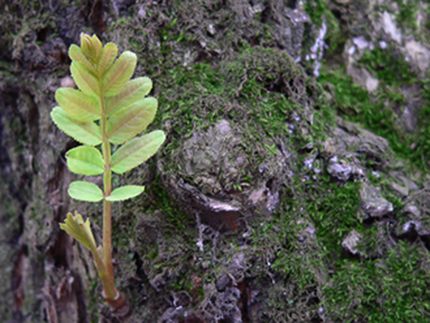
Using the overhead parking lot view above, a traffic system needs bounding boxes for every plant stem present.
[100,96,116,297]
[103,194,114,279]
[99,102,129,315]
[89,244,116,299]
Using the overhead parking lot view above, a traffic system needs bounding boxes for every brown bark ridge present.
[0,1,107,322]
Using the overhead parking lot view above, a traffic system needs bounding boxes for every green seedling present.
[51,33,165,314]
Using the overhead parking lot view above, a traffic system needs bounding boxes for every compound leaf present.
[51,107,102,146]
[71,61,100,97]
[102,51,137,97]
[68,181,103,202]
[106,77,152,115]
[111,130,165,174]
[66,146,104,175]
[106,97,157,145]
[105,185,144,201]
[55,88,101,122]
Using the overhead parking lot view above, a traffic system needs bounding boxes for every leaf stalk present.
[101,96,115,284]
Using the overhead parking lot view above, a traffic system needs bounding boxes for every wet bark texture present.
[2,0,430,322]
[1,2,108,322]
[0,1,311,321]
[0,72,88,322]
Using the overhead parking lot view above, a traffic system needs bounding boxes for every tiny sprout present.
[52,33,165,315]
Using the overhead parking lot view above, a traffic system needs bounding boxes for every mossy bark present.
[2,0,430,322]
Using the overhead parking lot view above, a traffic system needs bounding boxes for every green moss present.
[318,66,429,170]
[150,175,192,231]
[324,242,430,322]
[307,175,362,252]
[417,80,430,168]
[304,0,329,28]
[394,0,420,31]
[157,46,308,178]
[357,47,418,87]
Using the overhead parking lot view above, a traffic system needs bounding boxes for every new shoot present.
[51,33,165,315]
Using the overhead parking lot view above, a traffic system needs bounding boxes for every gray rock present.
[216,273,232,292]
[403,203,421,218]
[390,181,409,197]
[327,155,364,181]
[323,118,391,170]
[360,184,393,218]
[342,230,362,255]
[159,306,186,323]
[398,175,419,191]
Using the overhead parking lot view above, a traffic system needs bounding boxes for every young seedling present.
[51,33,165,315]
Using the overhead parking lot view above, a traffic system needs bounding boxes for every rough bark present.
[2,0,430,322]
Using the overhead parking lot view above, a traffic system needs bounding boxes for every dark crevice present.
[260,3,271,23]
[47,140,77,268]
[0,87,30,242]
[36,27,49,43]
[419,234,430,251]
[133,251,146,280]
[395,224,419,244]
[47,140,76,222]
[21,90,40,162]
[72,270,89,323]
[287,0,298,9]
[88,0,107,34]
[237,280,249,323]
[11,245,28,318]
[0,93,11,182]
[50,230,71,269]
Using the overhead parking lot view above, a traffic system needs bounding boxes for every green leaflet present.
[68,44,95,73]
[51,107,102,146]
[97,43,118,76]
[71,61,100,97]
[105,185,145,201]
[66,146,104,175]
[106,77,152,115]
[68,181,104,202]
[106,97,157,145]
[102,51,137,96]
[81,33,102,63]
[55,88,101,122]
[111,130,166,174]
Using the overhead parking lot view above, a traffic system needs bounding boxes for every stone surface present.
[381,11,402,44]
[342,230,362,255]
[390,181,409,197]
[324,118,391,170]
[327,155,364,181]
[405,40,430,74]
[360,183,393,218]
